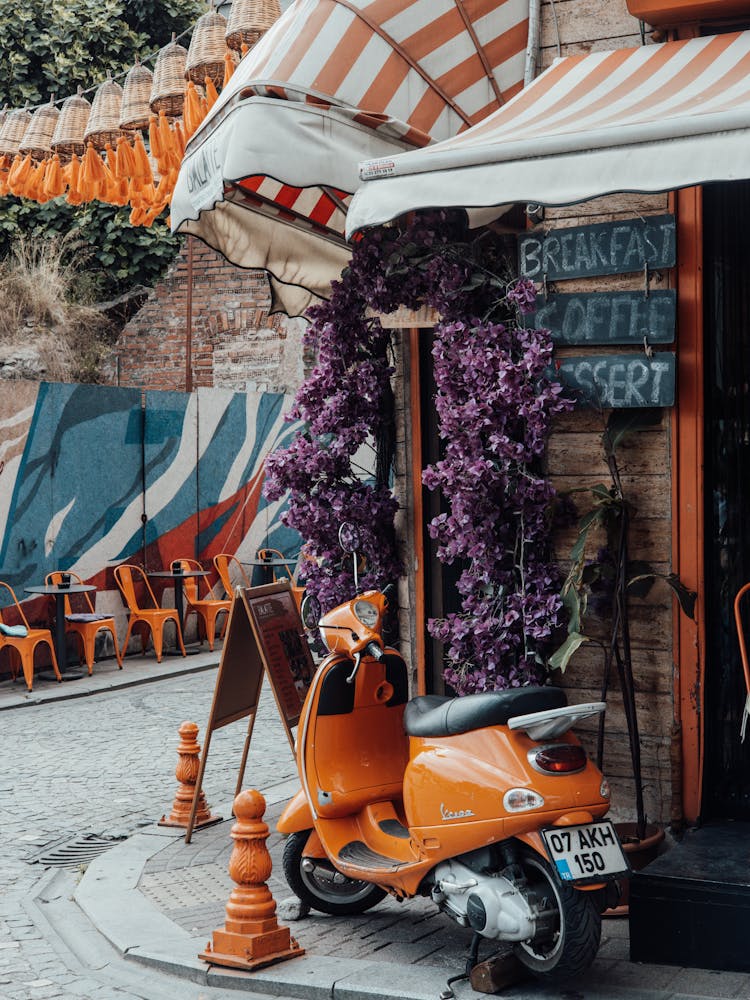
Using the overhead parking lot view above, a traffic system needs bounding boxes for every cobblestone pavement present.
[0,661,297,1000]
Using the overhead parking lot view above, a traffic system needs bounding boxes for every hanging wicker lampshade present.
[84,75,124,150]
[51,90,91,162]
[0,108,32,158]
[226,0,281,51]
[150,35,188,118]
[19,99,60,161]
[186,7,231,88]
[120,59,154,132]
[0,110,7,138]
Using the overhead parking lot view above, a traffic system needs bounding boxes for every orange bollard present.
[199,789,305,971]
[159,721,220,829]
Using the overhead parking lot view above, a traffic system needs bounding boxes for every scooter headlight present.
[503,788,545,813]
[353,600,379,628]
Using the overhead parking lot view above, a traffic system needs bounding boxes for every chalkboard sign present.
[185,582,314,842]
[243,585,315,728]
[529,290,675,346]
[551,352,675,408]
[519,215,676,281]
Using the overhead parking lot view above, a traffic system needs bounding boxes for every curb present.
[72,789,464,1000]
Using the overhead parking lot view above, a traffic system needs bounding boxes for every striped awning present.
[347,31,750,235]
[171,0,531,316]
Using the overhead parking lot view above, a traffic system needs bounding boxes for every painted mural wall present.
[0,381,300,644]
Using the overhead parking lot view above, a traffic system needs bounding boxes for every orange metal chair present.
[213,553,251,598]
[256,547,305,610]
[0,581,61,691]
[734,582,750,741]
[45,571,122,675]
[114,564,186,663]
[176,558,230,651]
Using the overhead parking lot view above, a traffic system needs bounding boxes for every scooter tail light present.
[533,744,587,773]
[503,788,545,813]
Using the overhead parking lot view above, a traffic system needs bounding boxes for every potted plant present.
[550,409,696,864]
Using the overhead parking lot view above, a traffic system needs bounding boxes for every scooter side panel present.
[403,728,610,854]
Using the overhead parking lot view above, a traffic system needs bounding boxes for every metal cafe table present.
[242,557,297,587]
[24,581,96,675]
[147,567,211,640]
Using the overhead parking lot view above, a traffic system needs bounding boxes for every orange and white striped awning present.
[348,31,750,235]
[171,0,531,316]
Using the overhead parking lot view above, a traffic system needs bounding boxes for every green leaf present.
[627,571,697,620]
[603,408,662,457]
[549,631,589,672]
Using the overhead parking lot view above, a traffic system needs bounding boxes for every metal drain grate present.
[32,833,125,869]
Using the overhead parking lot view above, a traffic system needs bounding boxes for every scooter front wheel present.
[512,848,601,984]
[283,830,387,916]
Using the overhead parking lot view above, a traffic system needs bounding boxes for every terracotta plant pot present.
[604,822,665,917]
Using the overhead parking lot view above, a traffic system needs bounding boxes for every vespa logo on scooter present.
[440,803,475,821]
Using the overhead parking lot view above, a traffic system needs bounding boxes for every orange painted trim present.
[409,328,427,695]
[672,185,705,824]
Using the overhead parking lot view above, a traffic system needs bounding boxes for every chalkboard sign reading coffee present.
[552,352,675,408]
[530,290,675,346]
[519,214,676,281]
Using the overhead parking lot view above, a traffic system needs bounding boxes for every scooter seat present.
[403,687,567,738]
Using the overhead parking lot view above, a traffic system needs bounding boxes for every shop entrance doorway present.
[702,180,750,819]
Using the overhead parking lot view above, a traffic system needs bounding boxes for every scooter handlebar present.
[366,641,384,661]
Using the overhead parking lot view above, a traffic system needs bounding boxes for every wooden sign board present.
[528,290,675,346]
[519,214,676,281]
[185,582,315,841]
[551,352,675,409]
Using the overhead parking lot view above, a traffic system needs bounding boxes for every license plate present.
[541,821,630,884]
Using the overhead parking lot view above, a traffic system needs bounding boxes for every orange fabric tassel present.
[183,81,203,138]
[44,154,66,198]
[8,154,33,196]
[241,42,249,56]
[132,132,153,184]
[0,168,9,197]
[104,142,118,178]
[173,119,186,159]
[149,114,163,162]
[66,154,83,204]
[205,75,219,110]
[223,51,235,89]
[81,143,106,200]
[116,135,136,179]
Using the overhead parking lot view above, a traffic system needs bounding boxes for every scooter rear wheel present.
[512,848,601,984]
[283,830,387,916]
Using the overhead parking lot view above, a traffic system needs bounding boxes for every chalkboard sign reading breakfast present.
[519,214,676,281]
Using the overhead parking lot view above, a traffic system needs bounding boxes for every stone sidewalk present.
[6,651,750,1000]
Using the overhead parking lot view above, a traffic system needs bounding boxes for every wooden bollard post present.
[159,721,220,829]
[199,788,305,971]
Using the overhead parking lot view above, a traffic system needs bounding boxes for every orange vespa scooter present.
[278,525,628,984]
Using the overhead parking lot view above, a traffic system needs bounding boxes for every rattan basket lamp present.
[150,35,188,119]
[120,59,153,133]
[51,90,91,162]
[19,99,59,161]
[84,74,124,150]
[186,6,234,88]
[0,108,32,161]
[225,0,282,50]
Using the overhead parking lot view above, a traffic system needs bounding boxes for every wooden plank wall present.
[393,2,677,824]
[539,3,676,824]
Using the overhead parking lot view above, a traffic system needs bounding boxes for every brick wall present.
[106,238,308,393]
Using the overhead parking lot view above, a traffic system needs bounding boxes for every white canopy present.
[172,0,531,316]
[347,30,750,236]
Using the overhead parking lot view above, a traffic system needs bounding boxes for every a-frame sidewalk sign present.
[185,581,315,842]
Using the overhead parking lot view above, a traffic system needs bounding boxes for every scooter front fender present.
[277,789,313,834]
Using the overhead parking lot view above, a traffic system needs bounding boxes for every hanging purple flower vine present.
[264,211,573,692]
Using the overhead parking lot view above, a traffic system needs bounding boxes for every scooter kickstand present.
[439,932,482,999]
